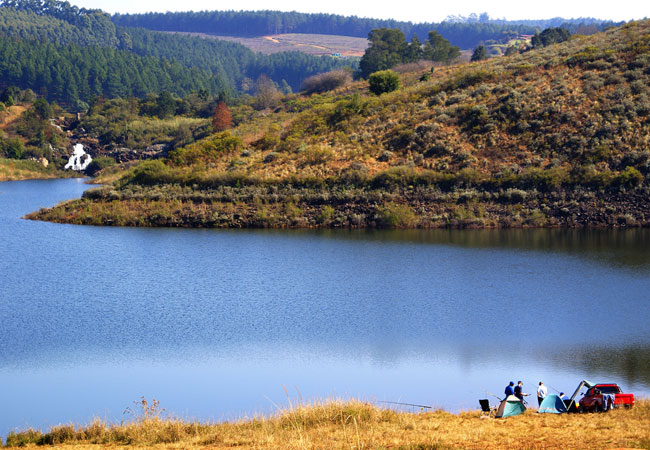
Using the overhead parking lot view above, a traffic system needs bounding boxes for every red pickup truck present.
[579,384,635,412]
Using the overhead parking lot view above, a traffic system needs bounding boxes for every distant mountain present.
[112,10,620,49]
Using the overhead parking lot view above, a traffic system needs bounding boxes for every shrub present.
[169,132,242,166]
[377,150,393,162]
[316,205,335,224]
[368,70,401,95]
[85,156,116,176]
[127,160,173,185]
[5,429,43,447]
[263,152,280,163]
[301,70,352,94]
[0,137,26,159]
[614,166,644,188]
[212,101,233,132]
[376,202,416,228]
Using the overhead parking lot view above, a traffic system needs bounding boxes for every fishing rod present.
[484,390,503,402]
[546,384,563,395]
[378,401,432,409]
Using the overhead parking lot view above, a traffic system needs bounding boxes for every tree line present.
[0,35,225,109]
[111,10,616,49]
[358,28,460,78]
[0,0,356,103]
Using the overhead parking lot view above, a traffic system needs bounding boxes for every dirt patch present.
[0,105,27,130]
[165,31,367,56]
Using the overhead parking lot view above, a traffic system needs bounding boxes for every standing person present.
[514,381,529,403]
[505,381,515,398]
[537,382,548,406]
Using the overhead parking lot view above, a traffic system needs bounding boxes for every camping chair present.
[479,399,496,417]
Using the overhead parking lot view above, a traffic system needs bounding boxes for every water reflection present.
[0,179,649,435]
[546,344,650,387]
[250,228,650,270]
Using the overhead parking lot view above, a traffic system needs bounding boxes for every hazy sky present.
[74,0,647,22]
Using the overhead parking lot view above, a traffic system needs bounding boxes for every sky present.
[73,0,648,23]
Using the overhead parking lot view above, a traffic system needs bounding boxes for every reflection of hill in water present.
[252,229,650,271]
[547,344,650,388]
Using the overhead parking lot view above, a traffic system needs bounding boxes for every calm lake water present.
[1,179,649,436]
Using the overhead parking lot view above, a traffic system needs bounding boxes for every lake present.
[1,179,649,436]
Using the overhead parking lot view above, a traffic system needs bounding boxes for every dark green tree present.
[404,34,423,62]
[470,45,488,61]
[155,91,176,118]
[531,27,571,48]
[359,28,408,78]
[424,31,460,63]
[32,97,52,119]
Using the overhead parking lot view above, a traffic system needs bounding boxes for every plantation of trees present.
[112,10,618,50]
[0,1,355,106]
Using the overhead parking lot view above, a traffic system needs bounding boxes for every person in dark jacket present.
[514,381,529,404]
[505,381,515,397]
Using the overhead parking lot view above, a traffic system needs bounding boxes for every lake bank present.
[0,159,77,182]
[25,182,650,229]
[4,399,650,449]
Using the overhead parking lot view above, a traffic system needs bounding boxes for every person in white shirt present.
[537,381,548,406]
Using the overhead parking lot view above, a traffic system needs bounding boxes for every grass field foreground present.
[3,398,650,449]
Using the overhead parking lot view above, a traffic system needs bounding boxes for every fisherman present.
[514,381,529,403]
[560,392,570,401]
[537,381,548,406]
[505,381,515,397]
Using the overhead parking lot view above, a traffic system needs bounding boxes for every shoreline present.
[25,184,650,229]
[3,399,649,449]
[0,159,80,183]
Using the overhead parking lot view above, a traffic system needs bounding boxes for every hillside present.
[0,1,356,104]
[28,20,650,229]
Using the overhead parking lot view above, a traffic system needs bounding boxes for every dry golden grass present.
[0,158,70,182]
[0,105,27,129]
[5,399,650,449]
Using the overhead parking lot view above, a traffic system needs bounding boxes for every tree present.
[252,74,281,110]
[471,45,488,62]
[531,27,571,48]
[155,91,176,118]
[32,98,53,120]
[404,34,423,63]
[368,70,401,95]
[212,101,233,132]
[424,31,460,63]
[359,28,409,78]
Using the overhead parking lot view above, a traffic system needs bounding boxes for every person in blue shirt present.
[505,381,515,397]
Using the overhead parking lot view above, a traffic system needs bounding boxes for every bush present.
[168,132,242,166]
[0,137,26,159]
[127,160,173,185]
[85,156,116,176]
[368,70,401,95]
[5,429,43,446]
[614,166,644,188]
[376,202,416,228]
[301,70,352,94]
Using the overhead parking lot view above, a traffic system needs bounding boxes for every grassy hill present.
[28,20,650,229]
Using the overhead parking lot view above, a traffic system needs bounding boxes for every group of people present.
[505,381,570,406]
[504,381,530,404]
